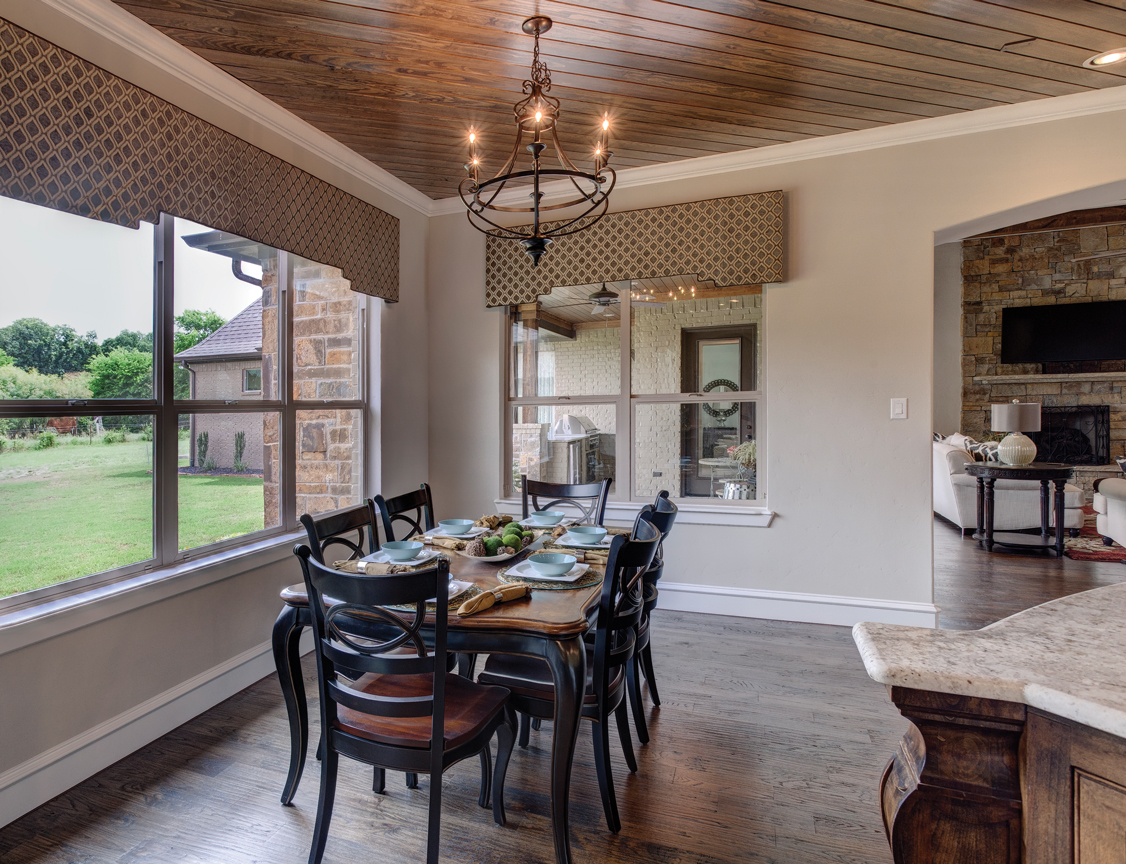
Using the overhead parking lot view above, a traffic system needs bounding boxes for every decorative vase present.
[997,431,1037,466]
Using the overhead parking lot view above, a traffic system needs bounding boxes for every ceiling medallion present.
[459,16,615,267]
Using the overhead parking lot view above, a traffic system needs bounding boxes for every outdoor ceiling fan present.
[552,282,666,318]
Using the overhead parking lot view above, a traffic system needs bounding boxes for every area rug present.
[1065,506,1126,563]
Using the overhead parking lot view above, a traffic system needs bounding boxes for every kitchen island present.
[853,582,1126,863]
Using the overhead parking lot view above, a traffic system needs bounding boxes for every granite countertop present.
[853,582,1126,738]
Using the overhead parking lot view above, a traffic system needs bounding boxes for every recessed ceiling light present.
[1084,48,1126,68]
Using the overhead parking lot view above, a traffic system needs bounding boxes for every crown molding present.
[430,83,1126,217]
[14,0,434,217]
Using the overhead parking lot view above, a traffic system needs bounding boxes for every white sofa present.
[1093,478,1126,547]
[933,440,1083,533]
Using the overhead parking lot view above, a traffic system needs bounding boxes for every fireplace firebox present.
[1030,405,1110,465]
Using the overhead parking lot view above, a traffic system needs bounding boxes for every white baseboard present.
[657,581,938,628]
[0,631,313,829]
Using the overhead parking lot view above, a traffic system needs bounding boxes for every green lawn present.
[0,439,264,598]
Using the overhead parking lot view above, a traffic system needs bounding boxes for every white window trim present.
[501,283,772,521]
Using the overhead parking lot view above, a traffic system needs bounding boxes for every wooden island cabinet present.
[855,583,1126,863]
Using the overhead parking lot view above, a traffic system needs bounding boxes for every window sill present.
[493,498,775,528]
[0,530,305,657]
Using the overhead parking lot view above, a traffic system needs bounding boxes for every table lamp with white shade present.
[991,400,1042,465]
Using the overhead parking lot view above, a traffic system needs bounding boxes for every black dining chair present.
[520,475,611,526]
[478,515,660,833]
[626,493,678,744]
[296,546,517,864]
[372,483,436,541]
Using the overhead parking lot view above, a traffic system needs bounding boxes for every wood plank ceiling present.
[114,0,1126,200]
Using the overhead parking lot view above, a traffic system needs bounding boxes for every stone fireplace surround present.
[960,208,1126,497]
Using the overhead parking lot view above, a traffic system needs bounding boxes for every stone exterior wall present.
[293,260,362,516]
[960,229,1126,466]
[190,412,265,471]
[262,258,363,525]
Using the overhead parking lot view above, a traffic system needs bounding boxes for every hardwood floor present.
[4,520,1123,863]
[0,614,905,864]
[933,515,1126,630]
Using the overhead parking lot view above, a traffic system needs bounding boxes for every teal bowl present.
[568,526,607,544]
[383,540,423,561]
[438,519,475,535]
[529,510,565,525]
[528,552,577,576]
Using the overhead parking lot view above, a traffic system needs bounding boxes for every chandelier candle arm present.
[458,16,616,267]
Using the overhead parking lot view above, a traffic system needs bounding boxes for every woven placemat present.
[330,558,480,610]
[497,567,603,591]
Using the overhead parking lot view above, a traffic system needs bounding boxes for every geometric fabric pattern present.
[485,190,783,307]
[0,19,398,301]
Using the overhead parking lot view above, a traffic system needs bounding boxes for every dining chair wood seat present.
[520,476,612,526]
[477,515,660,834]
[338,671,509,750]
[296,547,517,864]
[479,648,624,706]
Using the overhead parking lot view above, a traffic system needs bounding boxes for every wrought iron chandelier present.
[459,16,615,267]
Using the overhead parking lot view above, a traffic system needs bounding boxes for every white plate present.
[554,532,613,549]
[361,548,441,566]
[506,559,590,583]
[429,580,474,603]
[429,525,488,540]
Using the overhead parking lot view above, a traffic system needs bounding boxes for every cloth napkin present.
[412,535,466,551]
[333,559,416,575]
[456,582,529,616]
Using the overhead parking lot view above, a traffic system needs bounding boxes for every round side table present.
[963,462,1074,555]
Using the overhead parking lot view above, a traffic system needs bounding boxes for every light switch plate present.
[890,397,908,420]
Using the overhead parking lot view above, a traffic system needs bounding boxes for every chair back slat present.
[372,483,436,542]
[300,504,377,562]
[294,545,449,728]
[327,680,434,719]
[521,476,611,525]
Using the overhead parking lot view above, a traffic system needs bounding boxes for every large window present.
[0,200,367,606]
[506,277,762,504]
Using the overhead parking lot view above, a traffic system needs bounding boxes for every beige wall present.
[428,106,1126,611]
[933,242,963,436]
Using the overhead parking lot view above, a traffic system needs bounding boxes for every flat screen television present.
[1000,299,1126,364]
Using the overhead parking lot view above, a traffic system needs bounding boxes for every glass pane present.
[293,258,361,401]
[178,412,278,550]
[173,218,279,401]
[296,408,363,517]
[0,415,154,597]
[510,404,615,496]
[510,285,621,398]
[630,280,761,395]
[0,196,154,400]
[635,401,758,500]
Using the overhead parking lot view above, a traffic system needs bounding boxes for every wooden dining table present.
[272,545,604,864]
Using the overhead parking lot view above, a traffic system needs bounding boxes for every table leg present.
[1054,479,1066,556]
[984,478,996,552]
[543,635,586,864]
[1040,480,1050,538]
[272,604,308,806]
[976,477,985,539]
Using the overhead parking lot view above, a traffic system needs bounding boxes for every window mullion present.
[154,213,179,565]
[619,287,632,503]
[280,251,298,532]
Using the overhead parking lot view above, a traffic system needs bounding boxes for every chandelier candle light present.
[991,400,1042,466]
[460,16,616,267]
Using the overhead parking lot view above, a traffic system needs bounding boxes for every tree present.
[174,309,226,355]
[0,348,12,367]
[86,348,153,399]
[0,318,100,375]
[101,329,153,355]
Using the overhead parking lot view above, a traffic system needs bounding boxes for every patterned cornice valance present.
[0,19,398,301]
[485,191,784,307]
